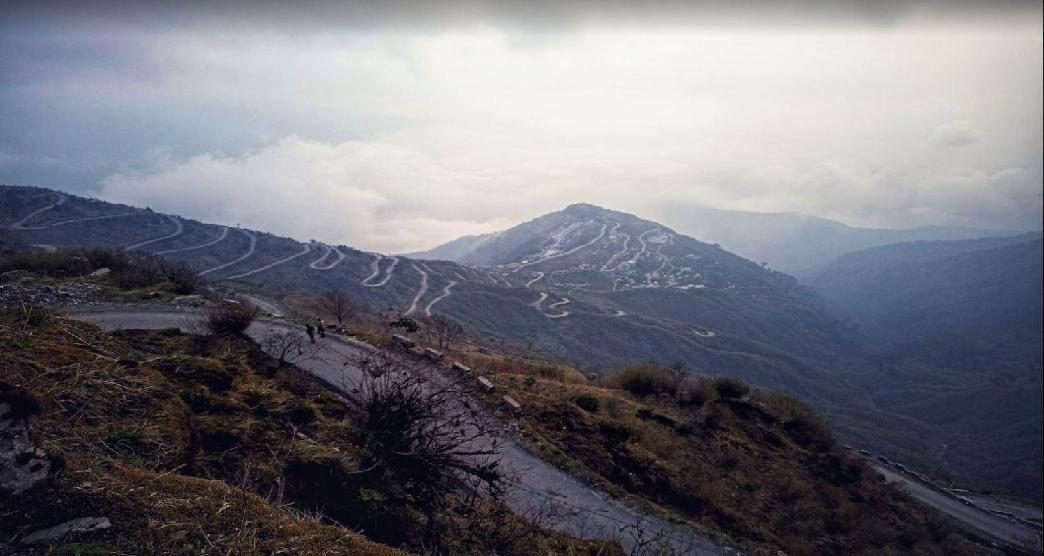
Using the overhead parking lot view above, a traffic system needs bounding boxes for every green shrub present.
[604,364,678,398]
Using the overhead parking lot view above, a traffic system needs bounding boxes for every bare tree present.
[421,314,464,350]
[317,289,355,327]
[261,329,314,367]
[157,258,202,294]
[345,349,502,548]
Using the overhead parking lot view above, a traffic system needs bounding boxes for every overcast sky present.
[2,1,1041,253]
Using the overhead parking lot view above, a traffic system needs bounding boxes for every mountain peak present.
[562,202,606,215]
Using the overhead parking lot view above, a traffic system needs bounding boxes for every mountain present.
[403,232,499,262]
[807,234,1043,347]
[415,204,1021,274]
[3,185,1040,502]
[806,235,1043,502]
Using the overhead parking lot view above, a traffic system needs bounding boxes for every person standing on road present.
[317,319,326,339]
[305,323,316,344]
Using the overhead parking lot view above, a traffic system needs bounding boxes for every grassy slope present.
[0,313,613,555]
[454,351,992,556]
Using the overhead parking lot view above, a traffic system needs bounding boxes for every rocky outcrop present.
[21,517,112,544]
[0,280,104,309]
[0,385,59,498]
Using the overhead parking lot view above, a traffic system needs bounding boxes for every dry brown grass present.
[0,312,615,555]
[9,457,408,556]
[479,363,991,556]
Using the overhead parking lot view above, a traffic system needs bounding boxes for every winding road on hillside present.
[199,229,257,276]
[124,215,184,251]
[362,254,398,287]
[12,197,138,230]
[545,297,571,319]
[155,226,230,255]
[9,193,67,229]
[424,280,457,317]
[524,271,545,288]
[512,222,609,273]
[308,244,347,270]
[404,263,430,316]
[71,310,728,555]
[226,243,312,280]
[629,228,659,264]
[602,227,632,271]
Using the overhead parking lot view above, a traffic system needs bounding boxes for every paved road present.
[424,280,457,317]
[872,463,1041,550]
[512,222,609,273]
[199,229,257,276]
[125,215,184,251]
[362,254,398,287]
[404,263,430,316]
[72,310,728,555]
[309,244,346,270]
[226,243,312,280]
[155,226,229,255]
[10,193,67,229]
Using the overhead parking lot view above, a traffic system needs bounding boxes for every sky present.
[2,1,1041,253]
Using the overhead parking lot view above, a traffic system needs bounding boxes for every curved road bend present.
[424,280,457,317]
[309,244,346,270]
[512,222,609,273]
[199,229,257,276]
[125,215,184,251]
[404,263,430,316]
[156,226,230,255]
[72,310,728,555]
[872,464,1040,550]
[10,193,67,229]
[362,254,399,287]
[225,243,312,280]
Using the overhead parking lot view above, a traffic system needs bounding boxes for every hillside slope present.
[4,184,1038,503]
[1,188,856,402]
[806,236,1043,502]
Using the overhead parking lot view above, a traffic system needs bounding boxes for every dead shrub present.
[755,391,836,452]
[604,364,678,398]
[712,377,751,399]
[205,302,257,336]
[575,394,600,413]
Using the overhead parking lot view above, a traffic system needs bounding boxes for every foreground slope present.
[1,308,621,554]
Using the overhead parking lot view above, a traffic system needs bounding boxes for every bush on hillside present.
[205,302,257,336]
[157,258,201,295]
[603,364,678,398]
[712,377,751,399]
[0,247,202,294]
[755,391,835,452]
[575,394,600,413]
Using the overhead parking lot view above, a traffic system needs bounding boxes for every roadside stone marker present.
[503,395,523,414]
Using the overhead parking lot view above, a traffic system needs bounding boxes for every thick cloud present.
[4,1,1039,31]
[3,11,1042,252]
